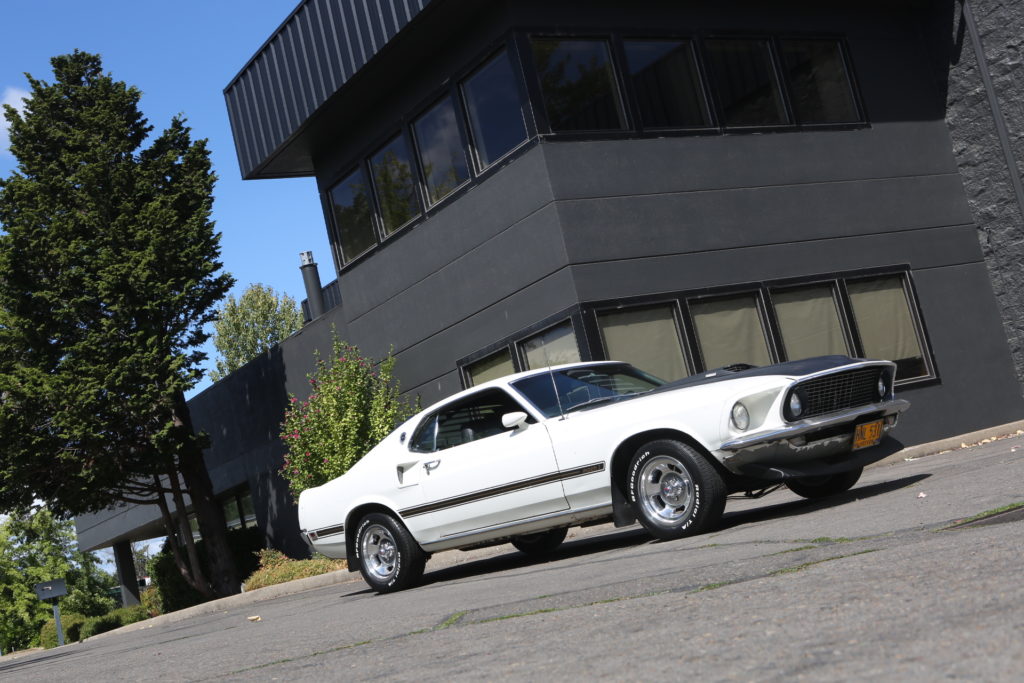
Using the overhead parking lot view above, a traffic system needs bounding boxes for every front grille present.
[794,367,883,419]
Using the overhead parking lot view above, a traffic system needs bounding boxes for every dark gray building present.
[78,0,1024,602]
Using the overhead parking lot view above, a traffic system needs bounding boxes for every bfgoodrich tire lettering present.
[628,439,726,541]
[354,512,426,594]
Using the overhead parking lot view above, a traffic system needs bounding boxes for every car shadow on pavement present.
[716,473,932,531]
[415,527,654,589]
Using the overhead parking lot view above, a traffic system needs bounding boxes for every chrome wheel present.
[637,455,696,527]
[360,523,398,581]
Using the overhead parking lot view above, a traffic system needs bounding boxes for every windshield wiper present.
[564,392,641,414]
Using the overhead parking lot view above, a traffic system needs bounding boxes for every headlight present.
[877,375,887,399]
[731,402,750,431]
[788,392,803,418]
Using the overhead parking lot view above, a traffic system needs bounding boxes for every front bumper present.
[717,398,910,476]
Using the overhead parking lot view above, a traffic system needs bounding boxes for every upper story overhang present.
[225,0,466,180]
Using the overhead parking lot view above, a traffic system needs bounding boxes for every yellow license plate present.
[852,419,884,450]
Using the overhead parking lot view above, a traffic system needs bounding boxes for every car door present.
[400,387,569,543]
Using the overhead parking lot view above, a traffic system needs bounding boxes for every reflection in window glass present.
[691,294,772,369]
[240,491,256,527]
[780,39,858,124]
[705,39,788,127]
[223,497,242,530]
[466,349,515,386]
[521,322,580,369]
[370,135,420,235]
[847,276,926,379]
[598,306,688,381]
[462,50,529,168]
[531,38,623,132]
[329,168,376,263]
[624,40,709,129]
[414,389,525,452]
[413,97,470,205]
[773,285,850,360]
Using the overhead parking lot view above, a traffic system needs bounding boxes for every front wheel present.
[511,527,568,556]
[786,467,863,499]
[628,439,726,541]
[354,512,426,593]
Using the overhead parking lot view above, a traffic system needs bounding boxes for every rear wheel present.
[510,527,568,556]
[627,439,726,541]
[354,512,426,593]
[786,467,863,499]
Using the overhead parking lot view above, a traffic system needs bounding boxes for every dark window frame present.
[367,129,425,239]
[618,36,715,133]
[775,35,865,127]
[459,47,533,173]
[459,267,936,390]
[411,93,474,208]
[326,161,381,265]
[699,34,793,131]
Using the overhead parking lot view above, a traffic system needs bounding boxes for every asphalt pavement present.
[2,431,1023,681]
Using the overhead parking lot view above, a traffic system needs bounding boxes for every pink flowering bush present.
[279,336,415,498]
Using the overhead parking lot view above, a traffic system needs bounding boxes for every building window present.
[690,293,773,369]
[329,167,376,264]
[597,305,689,381]
[465,348,515,386]
[771,284,850,360]
[240,490,256,528]
[623,39,710,130]
[847,275,927,380]
[520,321,581,369]
[779,39,859,124]
[370,134,420,235]
[704,38,788,127]
[223,497,242,530]
[531,37,624,132]
[413,97,470,205]
[462,50,529,169]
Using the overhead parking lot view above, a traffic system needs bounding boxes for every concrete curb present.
[78,418,1024,644]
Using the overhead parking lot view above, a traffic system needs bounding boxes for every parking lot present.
[3,436,1023,681]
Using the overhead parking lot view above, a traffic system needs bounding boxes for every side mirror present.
[502,411,529,431]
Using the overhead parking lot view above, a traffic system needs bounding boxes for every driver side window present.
[409,388,528,453]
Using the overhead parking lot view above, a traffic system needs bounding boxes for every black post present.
[112,540,141,607]
[300,251,326,320]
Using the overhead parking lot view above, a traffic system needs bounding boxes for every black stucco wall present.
[945,0,1024,386]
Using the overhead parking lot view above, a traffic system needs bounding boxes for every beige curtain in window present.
[598,306,688,381]
[522,322,581,369]
[847,276,923,367]
[467,349,515,385]
[773,285,849,360]
[691,294,772,369]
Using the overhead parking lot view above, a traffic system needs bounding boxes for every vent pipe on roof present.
[300,251,325,320]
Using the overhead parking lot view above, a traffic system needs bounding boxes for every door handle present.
[423,459,441,473]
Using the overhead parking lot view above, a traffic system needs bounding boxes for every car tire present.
[510,527,568,556]
[786,467,863,499]
[354,512,426,594]
[627,439,726,541]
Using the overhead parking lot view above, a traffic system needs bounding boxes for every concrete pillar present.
[112,540,141,607]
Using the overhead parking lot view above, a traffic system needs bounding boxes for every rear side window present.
[409,388,529,453]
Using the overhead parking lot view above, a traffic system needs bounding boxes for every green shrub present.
[148,525,265,614]
[280,336,415,498]
[140,586,162,618]
[242,549,347,591]
[79,604,149,640]
[39,612,88,648]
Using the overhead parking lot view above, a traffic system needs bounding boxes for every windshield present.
[511,364,665,418]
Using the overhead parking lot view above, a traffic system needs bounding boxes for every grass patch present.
[695,581,734,592]
[770,549,878,576]
[769,545,817,556]
[242,549,348,591]
[945,501,1024,529]
[805,536,854,544]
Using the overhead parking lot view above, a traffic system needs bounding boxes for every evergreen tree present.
[0,51,239,598]
[211,283,303,381]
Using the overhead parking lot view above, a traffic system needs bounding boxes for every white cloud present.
[1,86,30,157]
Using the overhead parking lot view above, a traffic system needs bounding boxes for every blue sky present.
[0,0,332,395]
